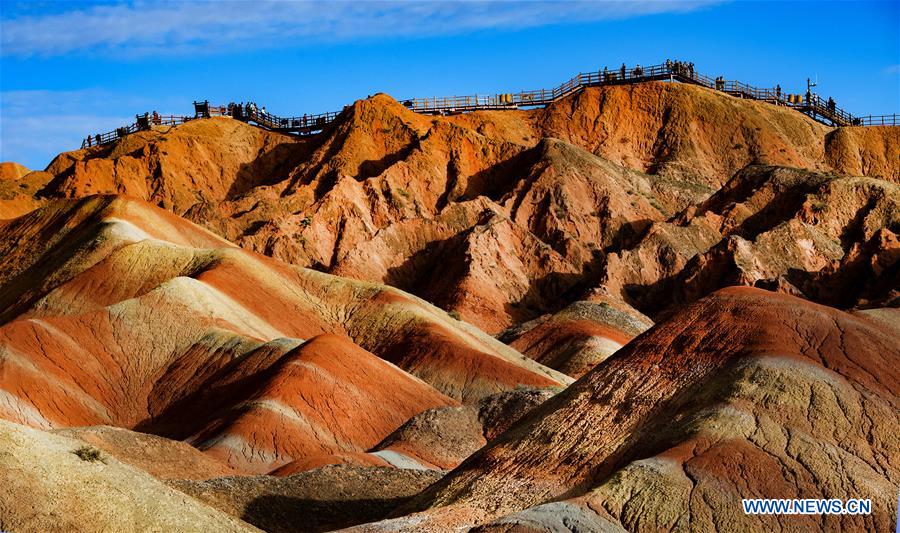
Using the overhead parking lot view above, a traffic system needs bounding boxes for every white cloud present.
[0,89,141,168]
[1,0,722,58]
[884,64,900,75]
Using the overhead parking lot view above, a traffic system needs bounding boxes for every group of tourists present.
[596,59,696,83]
[226,102,268,120]
[597,62,652,81]
[666,59,695,78]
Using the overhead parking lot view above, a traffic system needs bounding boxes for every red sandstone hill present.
[0,196,568,476]
[351,288,899,532]
[1,79,898,531]
[498,290,653,378]
[0,162,30,181]
[605,165,900,315]
[181,334,457,474]
[0,161,53,219]
[10,82,896,334]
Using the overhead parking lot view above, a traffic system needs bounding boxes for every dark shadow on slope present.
[384,235,459,295]
[134,340,299,440]
[278,111,353,198]
[227,142,311,199]
[357,141,418,181]
[461,144,542,203]
[729,172,828,240]
[604,218,655,254]
[505,267,603,327]
[242,495,418,533]
[836,195,881,251]
[0,196,119,325]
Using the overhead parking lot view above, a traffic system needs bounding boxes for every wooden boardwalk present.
[82,60,898,148]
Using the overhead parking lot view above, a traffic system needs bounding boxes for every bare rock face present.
[605,165,900,316]
[355,288,899,532]
[0,162,53,219]
[825,125,900,182]
[499,294,653,378]
[29,83,898,333]
[372,387,556,470]
[0,420,257,532]
[533,83,833,187]
[0,162,30,181]
[0,196,568,476]
[2,79,898,532]
[43,117,308,214]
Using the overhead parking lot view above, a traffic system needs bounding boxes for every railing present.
[81,114,192,148]
[80,60,898,149]
[194,100,342,135]
[852,114,898,126]
[802,94,855,126]
[399,62,789,115]
[403,62,691,114]
[151,115,192,127]
[400,61,883,129]
[246,107,341,133]
[82,124,138,148]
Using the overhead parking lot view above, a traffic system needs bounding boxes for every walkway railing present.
[851,114,899,126]
[81,60,898,149]
[245,107,341,134]
[81,113,192,148]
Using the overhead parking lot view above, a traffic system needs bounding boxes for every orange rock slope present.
[498,290,653,378]
[23,82,897,333]
[353,288,900,532]
[0,195,569,475]
[0,77,897,531]
[0,161,53,219]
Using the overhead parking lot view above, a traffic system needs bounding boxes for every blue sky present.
[1,0,898,170]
